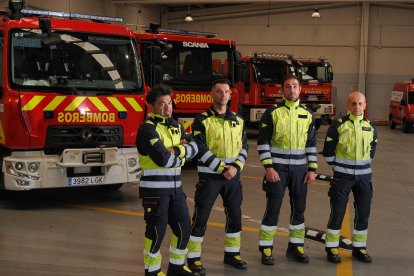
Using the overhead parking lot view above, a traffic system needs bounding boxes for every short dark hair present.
[212,78,230,89]
[146,84,172,105]
[282,75,300,87]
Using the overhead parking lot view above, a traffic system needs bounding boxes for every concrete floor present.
[1,125,414,276]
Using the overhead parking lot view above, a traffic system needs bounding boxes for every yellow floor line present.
[337,203,352,276]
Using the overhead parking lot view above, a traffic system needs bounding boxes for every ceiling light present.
[184,4,193,22]
[311,8,321,18]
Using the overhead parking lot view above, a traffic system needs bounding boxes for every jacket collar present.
[347,112,364,122]
[208,106,237,121]
[149,113,178,127]
[282,97,300,109]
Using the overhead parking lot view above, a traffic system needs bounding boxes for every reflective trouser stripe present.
[325,229,340,248]
[187,235,203,259]
[169,234,187,265]
[289,223,305,244]
[224,232,241,253]
[352,229,368,247]
[259,225,277,247]
[144,237,161,272]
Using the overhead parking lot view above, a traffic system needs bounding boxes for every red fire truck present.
[0,1,146,190]
[293,57,335,129]
[135,24,239,131]
[235,53,296,124]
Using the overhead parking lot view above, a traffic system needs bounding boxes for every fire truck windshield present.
[252,60,293,84]
[154,41,232,90]
[10,29,143,94]
[298,64,332,83]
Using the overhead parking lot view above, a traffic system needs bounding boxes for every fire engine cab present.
[389,80,414,133]
[236,52,296,124]
[135,24,240,131]
[0,1,146,190]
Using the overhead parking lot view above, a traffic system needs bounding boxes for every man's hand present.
[304,171,316,184]
[223,165,237,181]
[265,167,280,183]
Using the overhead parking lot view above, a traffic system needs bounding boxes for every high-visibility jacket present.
[323,113,377,176]
[137,113,198,196]
[257,98,317,171]
[192,106,248,179]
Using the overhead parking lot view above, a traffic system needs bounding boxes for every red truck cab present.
[389,81,414,132]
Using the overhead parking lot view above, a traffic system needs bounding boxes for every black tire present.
[403,119,411,133]
[390,121,397,129]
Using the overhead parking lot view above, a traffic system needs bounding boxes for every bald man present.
[323,91,378,263]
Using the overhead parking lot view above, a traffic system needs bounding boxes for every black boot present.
[261,247,275,265]
[223,253,248,270]
[352,248,372,263]
[326,247,341,263]
[167,263,199,276]
[286,243,309,263]
[187,258,206,275]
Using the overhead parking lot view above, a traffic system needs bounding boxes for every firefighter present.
[137,84,199,276]
[187,79,249,274]
[323,91,377,263]
[257,75,317,265]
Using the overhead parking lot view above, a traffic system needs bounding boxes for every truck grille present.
[45,125,123,154]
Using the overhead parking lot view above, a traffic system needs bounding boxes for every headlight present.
[128,158,137,168]
[15,162,23,170]
[28,162,39,173]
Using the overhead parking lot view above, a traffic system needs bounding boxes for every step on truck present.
[0,0,147,190]
[135,24,240,132]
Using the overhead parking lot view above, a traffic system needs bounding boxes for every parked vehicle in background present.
[135,24,240,131]
[389,80,414,132]
[293,57,335,130]
[235,52,296,124]
[0,1,146,190]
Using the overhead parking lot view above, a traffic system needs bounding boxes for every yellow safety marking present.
[65,97,86,111]
[44,96,66,111]
[125,97,143,111]
[22,95,45,111]
[84,107,91,112]
[184,121,192,130]
[108,97,127,111]
[89,97,109,111]
[0,121,5,144]
[337,203,352,276]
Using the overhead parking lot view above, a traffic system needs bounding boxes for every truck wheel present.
[99,183,123,191]
[390,121,397,129]
[403,120,411,133]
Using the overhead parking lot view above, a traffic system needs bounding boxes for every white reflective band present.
[184,142,197,158]
[165,153,176,167]
[209,158,220,170]
[261,225,277,231]
[147,263,161,272]
[307,155,317,162]
[259,240,274,246]
[290,237,304,243]
[271,148,306,155]
[187,252,202,258]
[352,241,367,247]
[353,229,368,235]
[236,156,246,164]
[335,157,371,166]
[225,231,241,238]
[258,144,270,151]
[144,249,160,258]
[272,157,307,165]
[260,152,272,160]
[169,246,187,255]
[143,168,180,176]
[289,223,305,230]
[325,156,335,162]
[190,235,204,242]
[326,241,340,247]
[224,246,240,252]
[201,151,214,163]
[239,149,248,157]
[169,257,185,265]
[327,229,340,234]
[140,181,181,188]
[222,157,237,163]
[334,166,372,175]
[198,166,220,174]
[305,147,317,153]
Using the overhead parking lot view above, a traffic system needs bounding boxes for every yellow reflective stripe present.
[183,121,192,130]
[89,97,109,111]
[65,97,86,111]
[125,97,143,111]
[43,96,66,111]
[22,96,45,111]
[108,97,127,111]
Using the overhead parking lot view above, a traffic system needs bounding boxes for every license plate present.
[68,176,104,186]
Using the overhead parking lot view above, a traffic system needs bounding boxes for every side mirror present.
[401,99,407,106]
[240,64,248,82]
[329,72,334,81]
